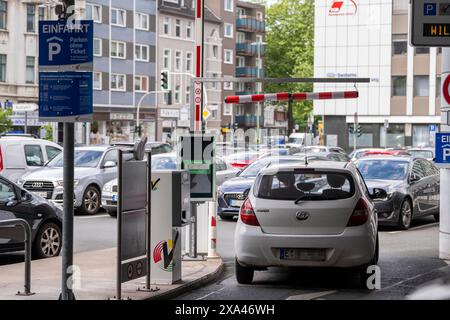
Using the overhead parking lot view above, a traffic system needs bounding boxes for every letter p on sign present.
[444,149,450,161]
[48,42,61,61]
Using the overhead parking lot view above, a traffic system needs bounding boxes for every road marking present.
[196,287,226,300]
[76,214,109,220]
[286,290,337,300]
[387,222,438,234]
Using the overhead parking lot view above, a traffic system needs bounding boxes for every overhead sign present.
[411,1,450,47]
[39,20,94,71]
[39,72,93,122]
[435,133,450,165]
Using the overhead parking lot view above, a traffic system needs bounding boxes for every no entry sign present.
[443,74,450,108]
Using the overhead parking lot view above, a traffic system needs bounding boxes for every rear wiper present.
[294,194,308,204]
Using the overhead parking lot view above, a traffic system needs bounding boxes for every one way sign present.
[435,133,450,165]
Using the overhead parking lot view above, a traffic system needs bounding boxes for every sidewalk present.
[0,248,223,300]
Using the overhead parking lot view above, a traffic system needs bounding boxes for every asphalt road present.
[1,212,448,300]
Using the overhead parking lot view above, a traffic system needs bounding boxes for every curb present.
[147,258,225,300]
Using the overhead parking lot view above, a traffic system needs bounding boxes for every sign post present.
[38,0,93,300]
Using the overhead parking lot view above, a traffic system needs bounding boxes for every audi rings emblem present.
[32,182,44,188]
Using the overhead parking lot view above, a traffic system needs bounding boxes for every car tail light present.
[239,198,260,226]
[347,198,369,226]
[231,162,248,169]
[0,146,3,173]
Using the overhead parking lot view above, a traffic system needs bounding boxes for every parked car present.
[298,145,347,155]
[349,148,385,161]
[286,133,313,148]
[407,147,435,162]
[234,161,382,286]
[17,145,126,215]
[224,151,260,169]
[0,135,62,182]
[111,141,173,155]
[294,151,350,162]
[0,175,62,258]
[361,150,411,157]
[356,156,440,229]
[217,156,308,220]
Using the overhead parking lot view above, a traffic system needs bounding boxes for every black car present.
[0,175,62,258]
[356,156,440,229]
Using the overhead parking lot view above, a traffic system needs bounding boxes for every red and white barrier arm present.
[224,91,359,104]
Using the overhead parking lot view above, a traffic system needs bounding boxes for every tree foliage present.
[265,0,314,129]
[0,108,13,134]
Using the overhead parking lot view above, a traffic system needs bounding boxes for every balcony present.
[236,17,265,33]
[236,67,264,78]
[235,115,263,127]
[236,43,266,56]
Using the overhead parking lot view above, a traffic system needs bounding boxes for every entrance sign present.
[39,72,93,122]
[435,133,450,165]
[411,0,450,47]
[39,20,94,71]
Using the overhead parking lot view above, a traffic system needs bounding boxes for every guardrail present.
[0,218,34,296]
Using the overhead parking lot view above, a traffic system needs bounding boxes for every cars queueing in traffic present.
[234,161,382,287]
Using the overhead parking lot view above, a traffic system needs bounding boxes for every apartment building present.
[0,0,48,137]
[314,0,442,151]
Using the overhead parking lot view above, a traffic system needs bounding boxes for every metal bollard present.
[208,201,219,258]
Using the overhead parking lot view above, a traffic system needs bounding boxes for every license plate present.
[112,194,117,202]
[230,199,244,207]
[32,192,48,199]
[280,248,326,261]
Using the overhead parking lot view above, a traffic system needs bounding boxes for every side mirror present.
[103,161,117,168]
[371,188,387,200]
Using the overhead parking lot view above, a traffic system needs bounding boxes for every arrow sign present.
[202,107,211,120]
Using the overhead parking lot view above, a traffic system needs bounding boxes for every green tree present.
[0,108,13,134]
[265,0,314,132]
[41,124,54,141]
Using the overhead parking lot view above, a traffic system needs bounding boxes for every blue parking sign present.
[424,3,437,16]
[435,133,450,164]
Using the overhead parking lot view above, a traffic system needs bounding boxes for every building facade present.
[314,0,441,152]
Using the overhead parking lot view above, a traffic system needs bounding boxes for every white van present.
[286,133,313,148]
[0,135,62,182]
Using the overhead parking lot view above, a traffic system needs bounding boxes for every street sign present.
[429,124,438,132]
[435,133,450,165]
[39,20,94,71]
[443,73,450,108]
[39,72,93,122]
[12,103,38,113]
[202,107,211,120]
[411,0,450,47]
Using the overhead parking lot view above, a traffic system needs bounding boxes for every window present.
[86,4,102,23]
[93,72,102,90]
[0,54,6,82]
[212,45,218,58]
[236,56,245,67]
[0,1,6,30]
[102,150,118,167]
[175,51,182,71]
[237,32,246,43]
[223,103,232,116]
[24,145,44,166]
[111,41,126,59]
[38,6,45,21]
[225,0,234,12]
[224,81,233,90]
[163,17,170,35]
[237,8,246,17]
[175,19,181,37]
[224,23,233,38]
[392,34,407,55]
[437,75,441,97]
[186,21,193,39]
[393,0,409,12]
[415,47,429,55]
[380,124,405,148]
[414,76,429,96]
[135,44,149,61]
[0,180,15,202]
[211,73,218,89]
[256,11,263,21]
[26,4,35,33]
[46,146,61,161]
[135,75,149,92]
[411,161,425,180]
[26,56,35,84]
[111,8,126,27]
[163,49,171,69]
[392,76,406,96]
[135,12,149,30]
[93,38,102,56]
[224,49,233,64]
[186,52,193,72]
[111,73,126,91]
[413,125,434,147]
[174,85,181,104]
[185,86,190,104]
[348,124,374,147]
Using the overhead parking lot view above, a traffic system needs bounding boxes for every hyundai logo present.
[296,211,310,221]
[237,194,245,200]
[32,182,44,188]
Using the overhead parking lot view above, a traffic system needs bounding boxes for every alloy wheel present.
[402,201,412,229]
[40,227,61,257]
[84,189,99,213]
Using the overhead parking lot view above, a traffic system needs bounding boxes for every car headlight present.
[56,180,79,187]
[103,185,112,193]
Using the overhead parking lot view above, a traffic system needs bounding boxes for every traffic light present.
[161,71,169,90]
[356,125,363,137]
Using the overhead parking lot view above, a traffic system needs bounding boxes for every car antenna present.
[304,125,309,166]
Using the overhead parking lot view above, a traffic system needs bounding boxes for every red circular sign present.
[444,74,450,106]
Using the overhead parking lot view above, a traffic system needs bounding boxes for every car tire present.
[235,258,254,284]
[397,198,413,230]
[434,213,440,222]
[107,210,117,218]
[79,186,101,215]
[32,222,62,259]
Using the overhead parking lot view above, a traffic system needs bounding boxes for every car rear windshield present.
[356,159,409,181]
[254,171,355,201]
[408,150,433,159]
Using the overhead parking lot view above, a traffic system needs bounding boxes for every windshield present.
[288,137,303,144]
[47,150,104,168]
[408,150,433,159]
[255,171,355,201]
[240,158,299,178]
[152,157,177,170]
[357,159,409,181]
